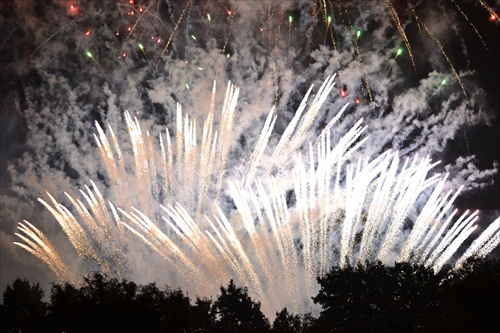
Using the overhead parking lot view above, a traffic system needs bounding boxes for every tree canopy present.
[1,257,498,332]
[312,261,442,332]
[0,278,46,333]
[212,279,270,332]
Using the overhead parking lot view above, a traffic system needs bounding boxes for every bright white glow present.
[15,77,500,315]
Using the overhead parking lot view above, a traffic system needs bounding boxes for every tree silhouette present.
[46,282,83,332]
[0,278,47,333]
[133,282,169,332]
[156,286,192,332]
[426,257,500,332]
[312,261,441,332]
[271,307,304,333]
[190,296,216,332]
[299,313,316,332]
[1,259,498,332]
[78,272,139,332]
[212,279,270,332]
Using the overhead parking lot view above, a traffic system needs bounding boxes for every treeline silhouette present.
[1,257,498,333]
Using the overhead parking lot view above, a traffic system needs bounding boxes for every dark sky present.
[0,0,499,314]
[449,2,500,212]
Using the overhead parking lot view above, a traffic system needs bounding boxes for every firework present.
[15,76,500,314]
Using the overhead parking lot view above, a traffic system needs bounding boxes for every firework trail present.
[15,76,500,314]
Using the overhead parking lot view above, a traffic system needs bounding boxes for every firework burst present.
[15,76,500,314]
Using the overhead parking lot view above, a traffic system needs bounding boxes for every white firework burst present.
[15,76,500,315]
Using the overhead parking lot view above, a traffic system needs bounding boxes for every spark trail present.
[14,77,500,315]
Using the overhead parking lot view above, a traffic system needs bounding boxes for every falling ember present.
[15,77,500,315]
[68,4,78,15]
[341,85,347,97]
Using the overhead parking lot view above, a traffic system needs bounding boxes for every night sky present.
[1,0,499,311]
